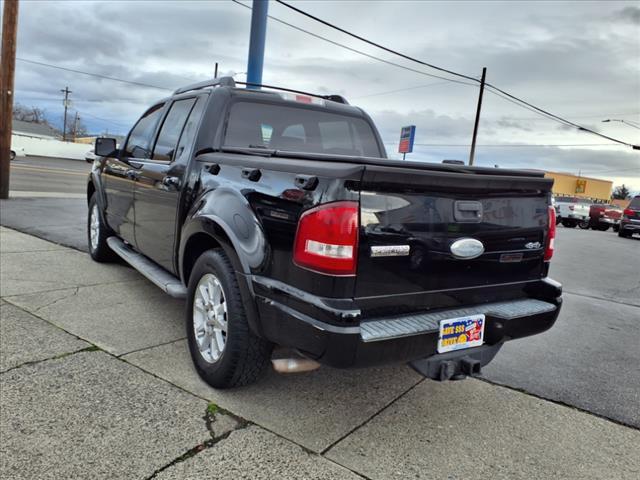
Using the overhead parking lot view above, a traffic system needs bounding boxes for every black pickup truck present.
[87,77,562,388]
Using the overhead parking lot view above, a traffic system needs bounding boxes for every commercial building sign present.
[398,125,416,154]
[576,179,587,193]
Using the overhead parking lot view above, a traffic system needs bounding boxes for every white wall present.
[11,134,91,160]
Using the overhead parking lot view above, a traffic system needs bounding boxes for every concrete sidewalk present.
[1,226,639,479]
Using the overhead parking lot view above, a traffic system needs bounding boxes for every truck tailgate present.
[355,165,553,298]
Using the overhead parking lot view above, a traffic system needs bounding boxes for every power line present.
[16,58,174,91]
[230,0,476,87]
[78,110,131,128]
[352,80,456,99]
[273,0,638,149]
[505,112,640,121]
[274,0,478,83]
[484,84,638,147]
[386,142,625,147]
[578,167,640,175]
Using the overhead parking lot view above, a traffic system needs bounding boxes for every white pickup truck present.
[555,196,591,228]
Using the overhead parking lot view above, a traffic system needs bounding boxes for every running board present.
[106,237,187,299]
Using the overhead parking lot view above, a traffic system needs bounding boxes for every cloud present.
[11,0,640,190]
[615,6,640,24]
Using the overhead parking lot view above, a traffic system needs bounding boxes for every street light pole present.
[0,0,19,200]
[602,119,640,131]
[246,0,269,89]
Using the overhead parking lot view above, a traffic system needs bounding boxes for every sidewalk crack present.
[33,287,80,312]
[144,406,248,480]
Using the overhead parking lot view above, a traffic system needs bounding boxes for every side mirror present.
[95,137,117,157]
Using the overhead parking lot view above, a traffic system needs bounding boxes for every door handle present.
[162,176,180,188]
[125,170,139,180]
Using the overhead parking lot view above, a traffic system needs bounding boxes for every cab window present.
[152,98,197,162]
[124,103,165,159]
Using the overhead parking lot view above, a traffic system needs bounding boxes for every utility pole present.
[0,0,19,199]
[73,112,80,142]
[246,0,268,89]
[61,86,71,142]
[214,62,219,79]
[469,67,487,166]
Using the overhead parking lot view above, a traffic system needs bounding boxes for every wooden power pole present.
[469,67,487,166]
[61,86,71,142]
[0,0,19,199]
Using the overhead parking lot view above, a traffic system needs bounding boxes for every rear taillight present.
[544,206,556,262]
[293,201,359,276]
[623,208,634,217]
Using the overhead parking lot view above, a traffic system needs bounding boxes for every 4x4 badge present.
[525,242,541,249]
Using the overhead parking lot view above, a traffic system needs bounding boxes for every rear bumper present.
[621,219,640,232]
[248,276,562,369]
[564,213,588,220]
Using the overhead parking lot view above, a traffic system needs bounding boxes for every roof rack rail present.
[236,81,349,104]
[173,76,235,95]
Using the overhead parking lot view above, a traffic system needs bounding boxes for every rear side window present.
[224,101,382,157]
[125,103,165,159]
[152,98,196,162]
[629,196,640,209]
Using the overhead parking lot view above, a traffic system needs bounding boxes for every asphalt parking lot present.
[1,157,639,478]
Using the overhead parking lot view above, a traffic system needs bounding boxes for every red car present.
[587,204,622,231]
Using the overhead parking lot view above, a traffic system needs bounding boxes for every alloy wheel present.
[193,273,228,363]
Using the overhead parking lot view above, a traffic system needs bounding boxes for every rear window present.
[224,101,382,157]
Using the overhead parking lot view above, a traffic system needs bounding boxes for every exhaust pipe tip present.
[272,358,321,374]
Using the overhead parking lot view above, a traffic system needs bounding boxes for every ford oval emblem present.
[450,238,485,259]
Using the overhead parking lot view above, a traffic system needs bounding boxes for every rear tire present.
[186,249,272,389]
[613,224,620,233]
[562,220,576,228]
[87,194,117,262]
[578,220,590,229]
[618,229,631,238]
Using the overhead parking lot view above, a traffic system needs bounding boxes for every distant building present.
[74,136,98,145]
[12,119,60,140]
[545,171,612,203]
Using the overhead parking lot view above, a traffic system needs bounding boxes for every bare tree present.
[68,111,89,140]
[12,102,49,124]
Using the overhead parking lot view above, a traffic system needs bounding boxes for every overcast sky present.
[6,0,640,190]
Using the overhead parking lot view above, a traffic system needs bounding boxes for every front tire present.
[186,249,272,389]
[578,220,590,229]
[87,194,116,262]
[562,220,576,228]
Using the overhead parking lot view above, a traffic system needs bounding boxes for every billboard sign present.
[398,125,416,154]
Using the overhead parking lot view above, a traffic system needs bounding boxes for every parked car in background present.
[588,204,622,231]
[619,196,640,238]
[85,149,97,163]
[555,196,591,228]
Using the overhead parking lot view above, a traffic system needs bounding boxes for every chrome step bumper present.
[106,237,187,298]
[360,299,557,343]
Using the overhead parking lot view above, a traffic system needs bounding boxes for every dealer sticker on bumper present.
[437,314,485,354]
